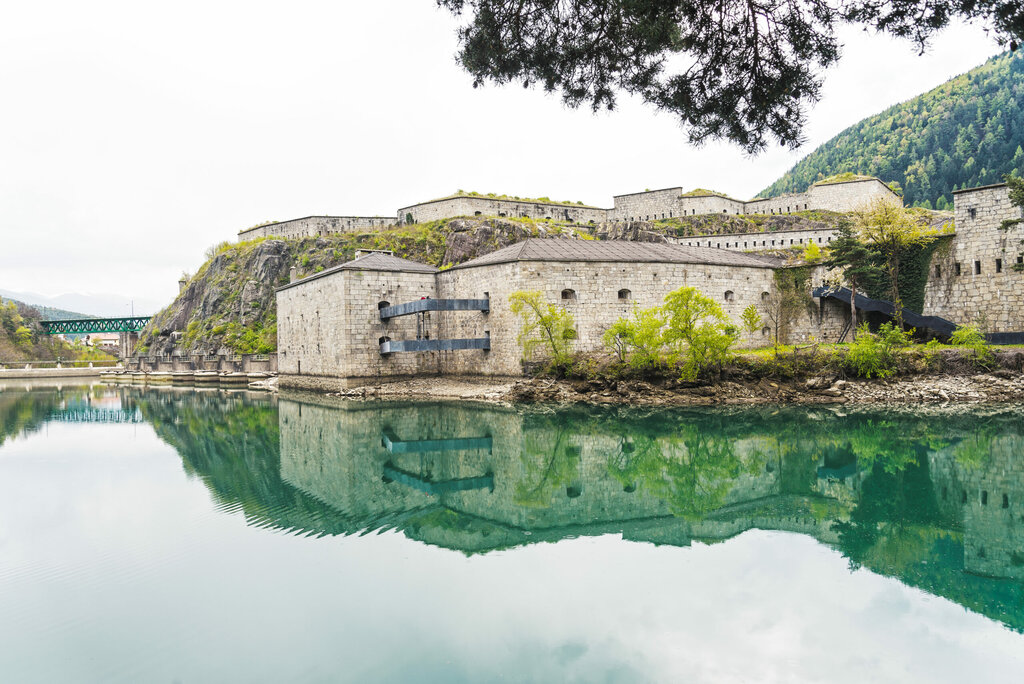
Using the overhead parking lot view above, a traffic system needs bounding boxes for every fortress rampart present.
[236,177,898,243]
[397,195,608,225]
[238,215,394,241]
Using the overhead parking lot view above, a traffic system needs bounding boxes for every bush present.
[950,324,995,369]
[842,322,911,378]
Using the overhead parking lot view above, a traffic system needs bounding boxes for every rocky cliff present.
[138,217,591,356]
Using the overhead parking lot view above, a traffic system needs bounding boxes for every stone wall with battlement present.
[398,196,609,225]
[923,183,1024,332]
[238,215,393,241]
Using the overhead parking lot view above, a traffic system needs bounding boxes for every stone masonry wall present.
[609,188,683,221]
[923,184,1024,332]
[434,260,844,376]
[670,227,839,252]
[399,196,608,225]
[238,215,393,241]
[277,267,439,390]
[675,194,747,217]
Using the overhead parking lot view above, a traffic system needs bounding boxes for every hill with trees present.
[761,51,1024,209]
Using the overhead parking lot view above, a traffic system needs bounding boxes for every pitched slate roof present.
[276,252,437,292]
[337,252,438,273]
[451,238,779,270]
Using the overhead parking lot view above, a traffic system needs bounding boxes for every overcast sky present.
[0,1,1006,308]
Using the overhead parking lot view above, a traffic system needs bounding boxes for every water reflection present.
[4,385,1024,633]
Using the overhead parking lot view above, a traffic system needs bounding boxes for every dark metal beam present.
[379,298,489,321]
[379,337,490,354]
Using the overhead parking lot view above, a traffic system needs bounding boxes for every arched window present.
[377,301,390,310]
[724,290,735,302]
[474,211,482,216]
[761,291,770,301]
[618,289,631,300]
[761,326,770,337]
[561,289,576,301]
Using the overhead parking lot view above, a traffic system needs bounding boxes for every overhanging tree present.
[437,1,1024,151]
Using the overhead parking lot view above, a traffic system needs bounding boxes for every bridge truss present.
[39,317,151,334]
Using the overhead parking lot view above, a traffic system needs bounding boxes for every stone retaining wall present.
[238,216,393,241]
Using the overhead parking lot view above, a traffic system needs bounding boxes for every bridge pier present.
[119,332,139,359]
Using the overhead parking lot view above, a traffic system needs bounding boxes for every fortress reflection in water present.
[74,387,1024,632]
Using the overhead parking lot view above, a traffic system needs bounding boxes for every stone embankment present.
[308,370,1024,406]
[506,370,1024,405]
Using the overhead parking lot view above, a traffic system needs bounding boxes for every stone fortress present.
[239,176,898,242]
[270,176,1023,391]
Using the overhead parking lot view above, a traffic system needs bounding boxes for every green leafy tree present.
[740,304,762,339]
[855,198,937,327]
[438,2,1023,152]
[661,286,734,380]
[509,290,577,369]
[824,222,884,339]
[602,305,666,369]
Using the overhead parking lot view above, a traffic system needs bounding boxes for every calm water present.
[1,383,1023,683]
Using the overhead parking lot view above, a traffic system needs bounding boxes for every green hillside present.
[761,51,1024,209]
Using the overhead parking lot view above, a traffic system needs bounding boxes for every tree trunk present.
[850,283,858,341]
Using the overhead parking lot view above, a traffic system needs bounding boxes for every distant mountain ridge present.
[0,297,91,321]
[0,288,162,318]
[762,51,1024,209]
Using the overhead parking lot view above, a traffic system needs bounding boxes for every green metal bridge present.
[39,317,151,334]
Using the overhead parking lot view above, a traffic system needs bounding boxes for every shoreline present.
[312,370,1024,406]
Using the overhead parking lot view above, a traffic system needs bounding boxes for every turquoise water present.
[1,382,1023,683]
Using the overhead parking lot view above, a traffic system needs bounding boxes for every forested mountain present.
[761,51,1024,209]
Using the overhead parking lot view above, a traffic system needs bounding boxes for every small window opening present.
[377,300,390,310]
[975,260,982,275]
[955,262,962,276]
[978,546,987,559]
[761,326,770,336]
[724,290,735,302]
[968,207,977,220]
[761,291,770,301]
[934,265,941,277]
[618,289,631,300]
[1018,255,1023,266]
[561,289,576,301]
[474,210,482,216]
[996,258,1003,273]
[982,490,989,505]
[961,489,967,504]
[1003,493,1010,509]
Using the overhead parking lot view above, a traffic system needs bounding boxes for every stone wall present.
[238,215,393,241]
[676,194,746,217]
[607,178,897,224]
[923,183,1024,332]
[609,187,683,221]
[277,254,849,386]
[670,227,839,252]
[276,266,439,390]
[398,196,608,225]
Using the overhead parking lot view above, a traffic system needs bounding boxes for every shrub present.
[950,324,995,369]
[842,322,911,378]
